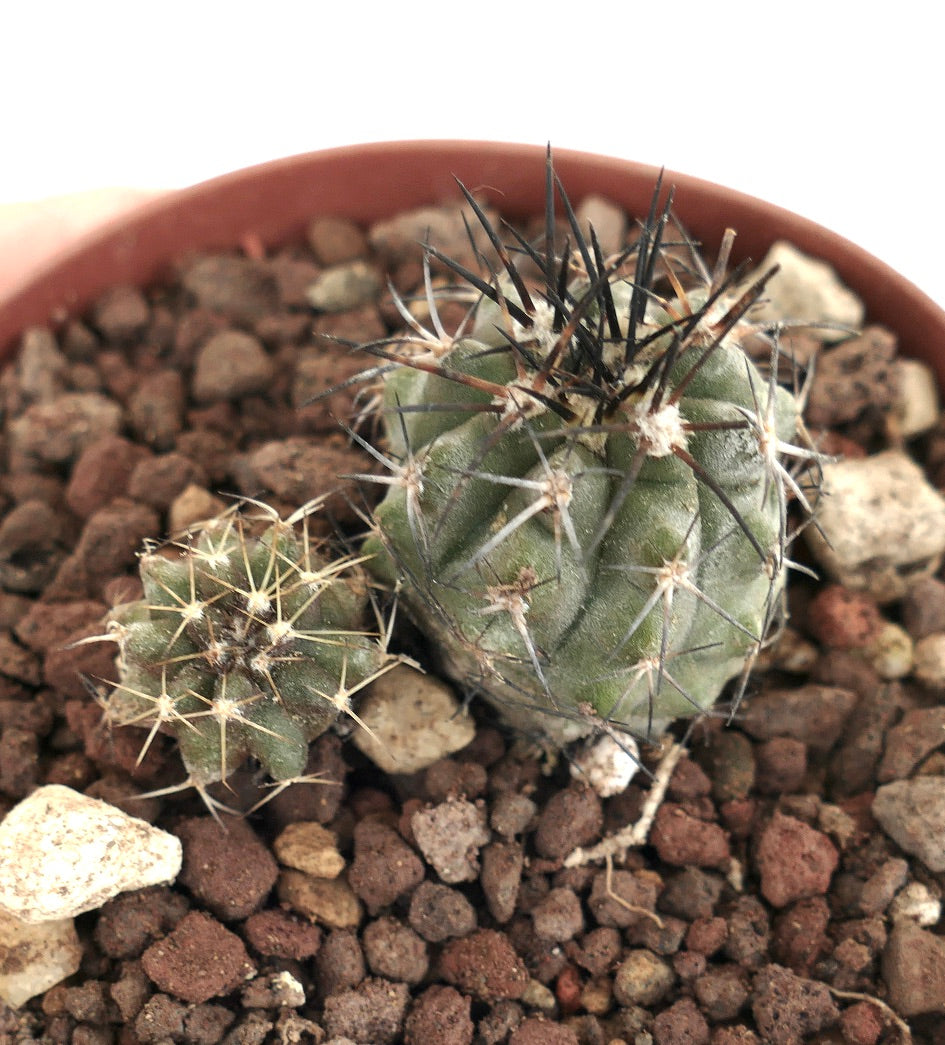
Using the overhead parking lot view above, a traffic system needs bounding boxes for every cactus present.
[102,499,392,789]
[357,161,818,748]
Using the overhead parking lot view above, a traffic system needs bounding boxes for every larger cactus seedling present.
[101,499,393,793]
[358,160,817,748]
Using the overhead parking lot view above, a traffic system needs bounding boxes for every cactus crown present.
[101,498,392,791]
[358,155,819,748]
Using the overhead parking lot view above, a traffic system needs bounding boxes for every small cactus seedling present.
[357,157,818,748]
[101,499,393,791]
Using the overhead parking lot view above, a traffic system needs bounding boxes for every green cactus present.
[357,164,817,748]
[103,499,392,789]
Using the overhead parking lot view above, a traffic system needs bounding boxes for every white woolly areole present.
[632,395,687,457]
[570,734,640,797]
[514,299,561,355]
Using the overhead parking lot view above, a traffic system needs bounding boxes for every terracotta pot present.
[2,139,945,382]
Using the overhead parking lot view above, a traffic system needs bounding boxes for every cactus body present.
[106,502,388,785]
[362,173,812,747]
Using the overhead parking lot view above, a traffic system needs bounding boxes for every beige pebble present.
[893,357,940,438]
[276,868,362,929]
[273,822,345,879]
[912,633,945,688]
[168,484,227,535]
[0,910,81,1007]
[750,241,864,337]
[352,664,476,774]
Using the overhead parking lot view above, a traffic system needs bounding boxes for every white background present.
[3,3,942,308]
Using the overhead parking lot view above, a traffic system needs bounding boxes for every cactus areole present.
[361,160,815,747]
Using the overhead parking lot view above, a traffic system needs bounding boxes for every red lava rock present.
[348,818,425,914]
[42,620,119,700]
[740,683,858,752]
[839,1000,884,1045]
[480,840,524,924]
[534,785,603,860]
[750,964,839,1045]
[322,976,409,1045]
[531,886,584,942]
[95,886,193,957]
[140,910,256,1004]
[807,584,885,648]
[490,792,537,838]
[314,928,366,998]
[723,896,771,969]
[0,499,68,594]
[174,816,278,921]
[509,1016,579,1044]
[180,255,278,323]
[569,926,622,976]
[652,996,710,1045]
[668,754,713,799]
[404,984,473,1045]
[423,758,488,802]
[72,498,161,585]
[91,285,151,341]
[650,803,731,868]
[362,916,429,984]
[65,435,151,518]
[686,916,728,956]
[901,575,945,638]
[771,896,831,974]
[128,369,187,449]
[693,962,750,1022]
[554,965,582,1014]
[753,737,808,795]
[438,929,529,1001]
[127,451,207,509]
[242,908,322,961]
[876,705,945,782]
[408,880,477,942]
[192,330,275,402]
[587,867,660,929]
[756,811,839,907]
[805,326,898,427]
[881,920,945,1017]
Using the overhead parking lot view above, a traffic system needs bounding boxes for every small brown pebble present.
[480,841,524,924]
[94,887,190,960]
[439,929,529,1001]
[490,792,537,837]
[408,880,477,942]
[509,1016,579,1045]
[404,984,473,1045]
[756,811,839,908]
[322,976,409,1045]
[175,816,278,921]
[362,916,429,984]
[140,910,255,1004]
[693,963,749,1022]
[751,964,839,1045]
[653,996,709,1045]
[531,887,584,942]
[534,786,603,860]
[314,928,366,998]
[650,803,731,868]
[347,819,425,914]
[242,908,322,961]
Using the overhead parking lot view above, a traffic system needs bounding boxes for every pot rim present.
[2,138,944,380]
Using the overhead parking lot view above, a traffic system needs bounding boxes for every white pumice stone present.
[0,785,182,924]
[570,734,641,797]
[751,241,865,337]
[0,909,82,1008]
[805,450,945,602]
[889,881,942,927]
